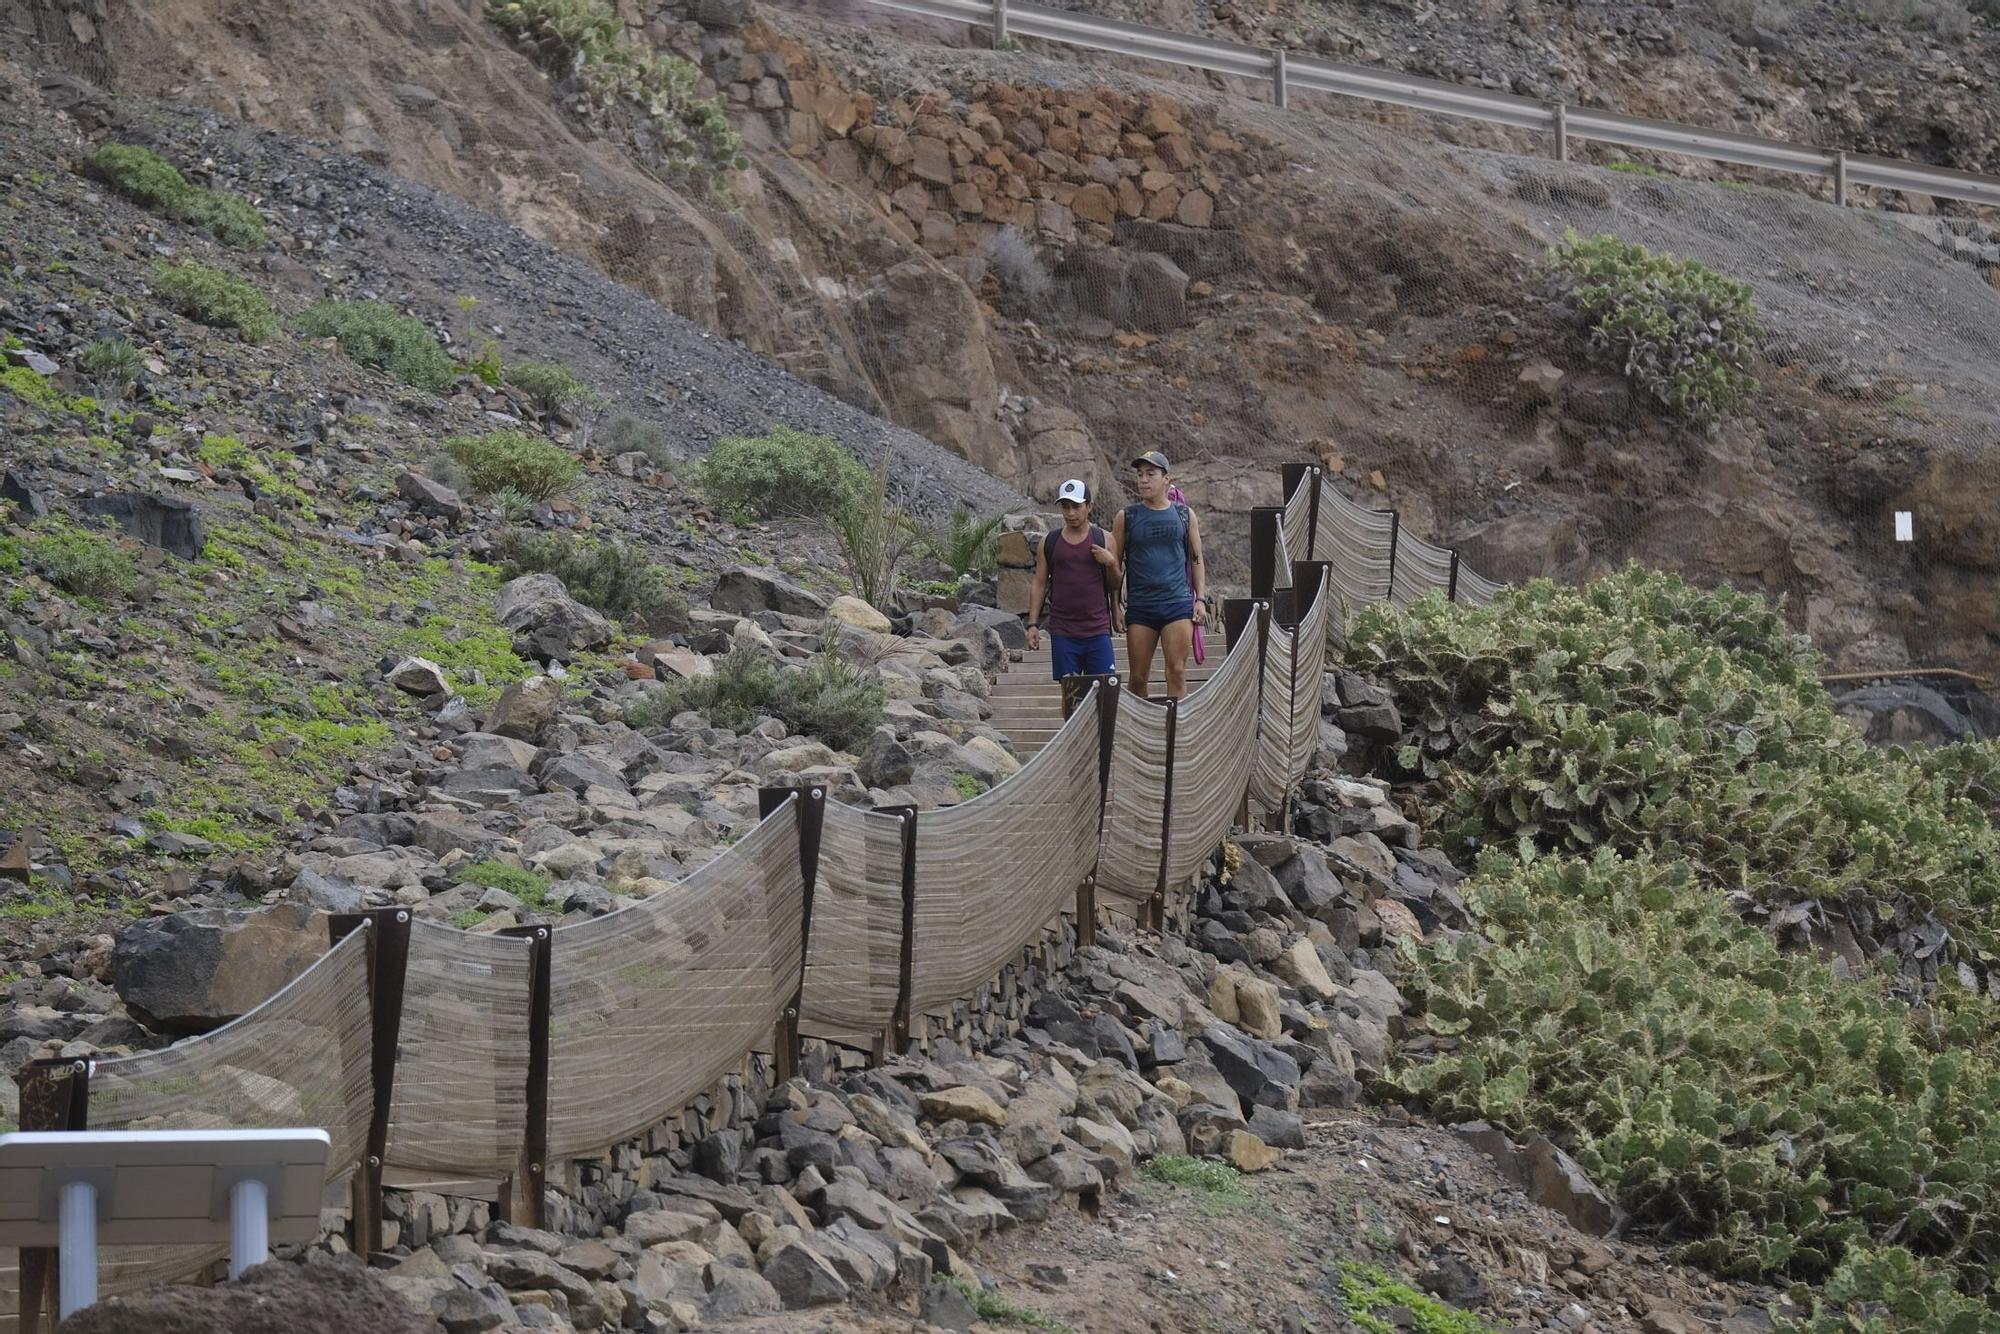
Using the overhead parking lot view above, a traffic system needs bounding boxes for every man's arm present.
[1110,511,1127,634]
[1026,538,1049,651]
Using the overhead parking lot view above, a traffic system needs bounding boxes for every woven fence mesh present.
[1160,627,1260,891]
[907,684,1103,1015]
[545,797,805,1159]
[383,921,535,1184]
[84,928,374,1298]
[800,799,907,1045]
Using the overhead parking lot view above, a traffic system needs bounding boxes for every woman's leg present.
[1158,619,1194,698]
[1126,622,1160,699]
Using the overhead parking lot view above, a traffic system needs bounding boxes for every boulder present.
[81,490,207,559]
[397,471,465,521]
[827,595,893,634]
[703,1265,782,1319]
[712,565,829,618]
[113,902,328,1034]
[1834,683,1976,746]
[920,1086,1008,1127]
[762,1241,850,1308]
[951,605,1026,652]
[496,573,613,661]
[387,656,449,696]
[1221,1129,1283,1172]
[1123,251,1190,332]
[483,676,561,740]
[1197,1023,1301,1110]
[1269,937,1338,1001]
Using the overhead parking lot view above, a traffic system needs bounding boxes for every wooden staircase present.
[989,633,1227,756]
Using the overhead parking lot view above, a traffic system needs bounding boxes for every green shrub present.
[22,525,137,600]
[1140,1155,1247,1197]
[1347,568,2000,958]
[506,360,591,416]
[1779,1245,2000,1334]
[624,648,884,750]
[1396,850,2000,1294]
[832,457,922,611]
[601,414,675,467]
[701,426,868,521]
[297,300,455,392]
[77,338,142,421]
[926,508,1005,579]
[485,0,744,189]
[85,143,266,248]
[459,858,550,909]
[494,527,690,630]
[1355,571,2000,1309]
[1547,229,1761,427]
[1339,1262,1497,1334]
[949,772,985,800]
[443,431,581,501]
[152,261,277,343]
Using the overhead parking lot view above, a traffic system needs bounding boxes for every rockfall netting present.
[1160,628,1261,891]
[1312,485,1397,640]
[84,927,375,1297]
[908,683,1104,1016]
[383,920,535,1185]
[1289,580,1333,775]
[800,799,908,1046]
[1097,686,1174,910]
[1246,611,1296,814]
[545,797,806,1159]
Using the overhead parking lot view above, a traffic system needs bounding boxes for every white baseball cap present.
[1056,479,1089,504]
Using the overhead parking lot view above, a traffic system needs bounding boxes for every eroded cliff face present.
[44,0,2000,672]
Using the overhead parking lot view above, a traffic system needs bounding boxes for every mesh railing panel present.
[1246,615,1296,813]
[1289,582,1333,779]
[1098,688,1174,907]
[908,689,1102,1015]
[1161,631,1261,891]
[1276,480,1314,588]
[800,799,906,1045]
[87,927,374,1296]
[1313,488,1396,637]
[1456,564,1507,607]
[384,920,533,1182]
[1391,528,1457,608]
[546,799,805,1159]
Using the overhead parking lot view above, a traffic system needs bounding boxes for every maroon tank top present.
[1047,525,1111,638]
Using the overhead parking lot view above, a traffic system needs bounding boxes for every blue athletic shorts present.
[1050,633,1116,680]
[1125,601,1194,633]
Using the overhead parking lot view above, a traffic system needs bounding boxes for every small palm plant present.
[77,337,143,432]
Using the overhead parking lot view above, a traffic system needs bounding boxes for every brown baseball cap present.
[1131,450,1170,472]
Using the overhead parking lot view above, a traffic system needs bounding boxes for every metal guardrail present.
[865,0,2000,209]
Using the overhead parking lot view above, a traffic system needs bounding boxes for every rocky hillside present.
[23,0,1999,680]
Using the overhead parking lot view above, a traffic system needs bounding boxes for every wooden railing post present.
[16,1056,89,1331]
[882,805,919,1051]
[327,910,406,1261]
[1249,504,1283,599]
[758,786,826,1082]
[496,923,551,1229]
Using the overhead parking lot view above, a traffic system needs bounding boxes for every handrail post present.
[758,786,825,1082]
[1151,697,1180,931]
[884,806,919,1051]
[1447,550,1461,603]
[496,923,551,1229]
[1550,100,1568,161]
[1272,46,1288,109]
[17,1056,89,1331]
[1833,150,1849,206]
[1249,504,1283,599]
[993,0,1009,45]
[1306,465,1323,564]
[328,910,404,1260]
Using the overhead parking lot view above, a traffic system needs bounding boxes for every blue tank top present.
[1123,503,1191,611]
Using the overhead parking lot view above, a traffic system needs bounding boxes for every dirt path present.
[728,1107,1788,1334]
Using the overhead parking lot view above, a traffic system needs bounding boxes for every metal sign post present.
[0,1128,333,1319]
